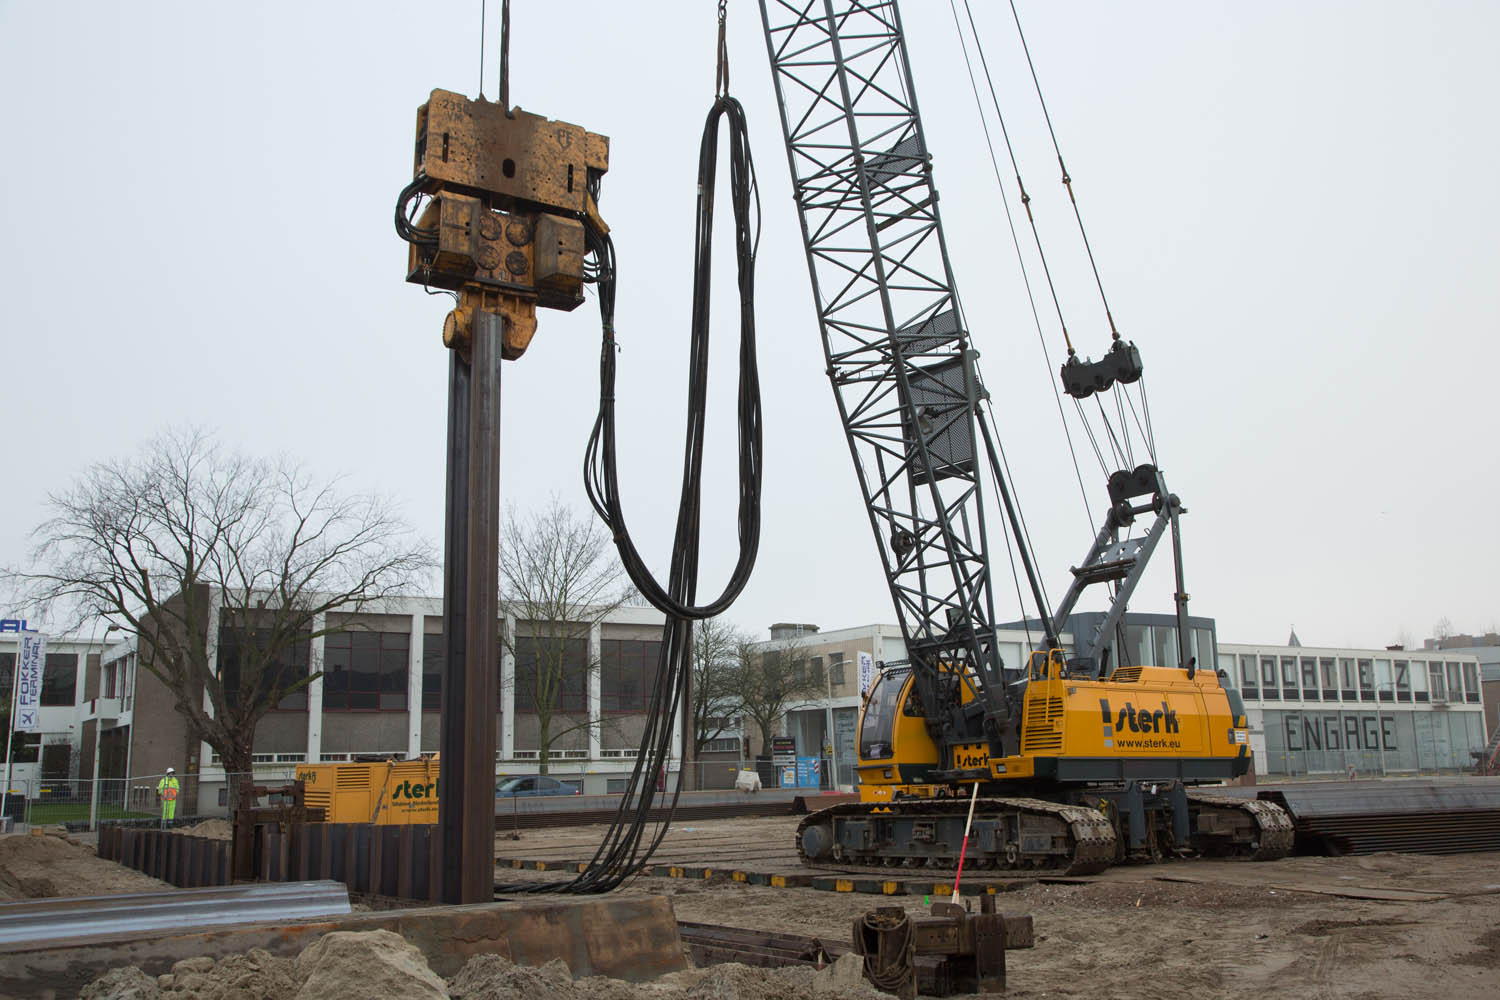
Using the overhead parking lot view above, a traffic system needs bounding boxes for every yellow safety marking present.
[702,869,713,879]
[771,875,787,888]
[986,886,998,894]
[534,861,547,871]
[835,879,854,892]
[670,867,684,878]
[732,871,747,882]
[512,860,524,869]
[882,881,900,895]
[576,863,588,873]
[932,883,952,896]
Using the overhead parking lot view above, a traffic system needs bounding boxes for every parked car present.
[495,775,580,797]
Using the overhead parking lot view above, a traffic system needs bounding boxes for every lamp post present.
[88,624,123,831]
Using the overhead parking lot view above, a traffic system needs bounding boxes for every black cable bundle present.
[497,95,762,894]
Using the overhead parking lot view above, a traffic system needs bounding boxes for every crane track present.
[795,796,1117,877]
[1186,791,1295,861]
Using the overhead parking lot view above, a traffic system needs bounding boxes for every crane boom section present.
[757,0,1015,746]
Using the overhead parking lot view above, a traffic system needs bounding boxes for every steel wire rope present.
[954,0,1076,362]
[945,0,1094,538]
[1005,0,1162,461]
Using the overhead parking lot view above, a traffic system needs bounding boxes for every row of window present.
[0,652,82,707]
[221,629,663,715]
[1224,653,1481,705]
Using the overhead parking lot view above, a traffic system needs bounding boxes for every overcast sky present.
[2,1,1496,652]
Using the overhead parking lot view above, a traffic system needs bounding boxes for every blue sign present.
[795,756,821,788]
[0,620,38,634]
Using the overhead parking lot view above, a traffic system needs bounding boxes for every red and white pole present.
[951,782,981,907]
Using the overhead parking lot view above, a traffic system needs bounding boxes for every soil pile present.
[81,932,887,1000]
[178,819,234,840]
[298,930,448,1000]
[0,830,170,900]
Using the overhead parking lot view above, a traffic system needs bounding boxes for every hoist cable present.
[947,0,1094,537]
[1007,0,1119,343]
[499,0,511,111]
[956,0,1074,360]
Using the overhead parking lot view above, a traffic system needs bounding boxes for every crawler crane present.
[755,0,1292,873]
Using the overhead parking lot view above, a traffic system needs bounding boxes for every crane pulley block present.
[1059,339,1143,399]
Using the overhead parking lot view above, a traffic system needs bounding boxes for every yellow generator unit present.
[295,757,441,825]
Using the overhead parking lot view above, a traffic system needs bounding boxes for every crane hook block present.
[1060,340,1143,399]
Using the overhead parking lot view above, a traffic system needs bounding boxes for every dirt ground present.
[498,815,1500,999]
[14,815,1500,999]
[0,829,169,900]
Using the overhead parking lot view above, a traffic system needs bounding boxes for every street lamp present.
[88,624,125,831]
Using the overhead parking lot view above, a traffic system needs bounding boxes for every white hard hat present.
[166,767,175,773]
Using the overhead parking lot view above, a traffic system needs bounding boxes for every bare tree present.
[726,637,824,758]
[500,497,629,774]
[18,428,433,777]
[691,617,749,757]
[1433,617,1456,645]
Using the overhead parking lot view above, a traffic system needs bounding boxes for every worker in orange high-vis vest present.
[157,767,179,826]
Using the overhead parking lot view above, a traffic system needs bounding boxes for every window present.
[701,737,741,754]
[1320,657,1337,700]
[1260,657,1277,699]
[1462,663,1480,704]
[809,656,825,687]
[1155,627,1180,670]
[1194,628,1216,671]
[1428,663,1446,701]
[40,653,78,706]
[219,628,311,711]
[1344,659,1368,701]
[1281,657,1299,700]
[9,732,39,763]
[792,658,807,685]
[1412,660,1430,702]
[1447,663,1463,704]
[516,635,588,713]
[322,630,408,712]
[1239,654,1258,699]
[600,638,660,712]
[422,633,443,712]
[1356,659,1374,701]
[103,660,119,699]
[1394,660,1412,702]
[1375,659,1394,702]
[1300,658,1318,701]
[829,652,846,686]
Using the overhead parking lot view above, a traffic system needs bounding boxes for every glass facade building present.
[1218,643,1486,776]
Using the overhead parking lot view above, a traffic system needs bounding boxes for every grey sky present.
[2,2,1496,651]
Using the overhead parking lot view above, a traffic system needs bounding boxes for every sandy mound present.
[82,930,884,1000]
[158,949,298,998]
[298,930,448,1000]
[80,966,161,1000]
[177,819,234,840]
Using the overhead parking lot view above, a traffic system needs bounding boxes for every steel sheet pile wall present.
[1265,783,1500,855]
[99,823,443,900]
[97,827,230,889]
